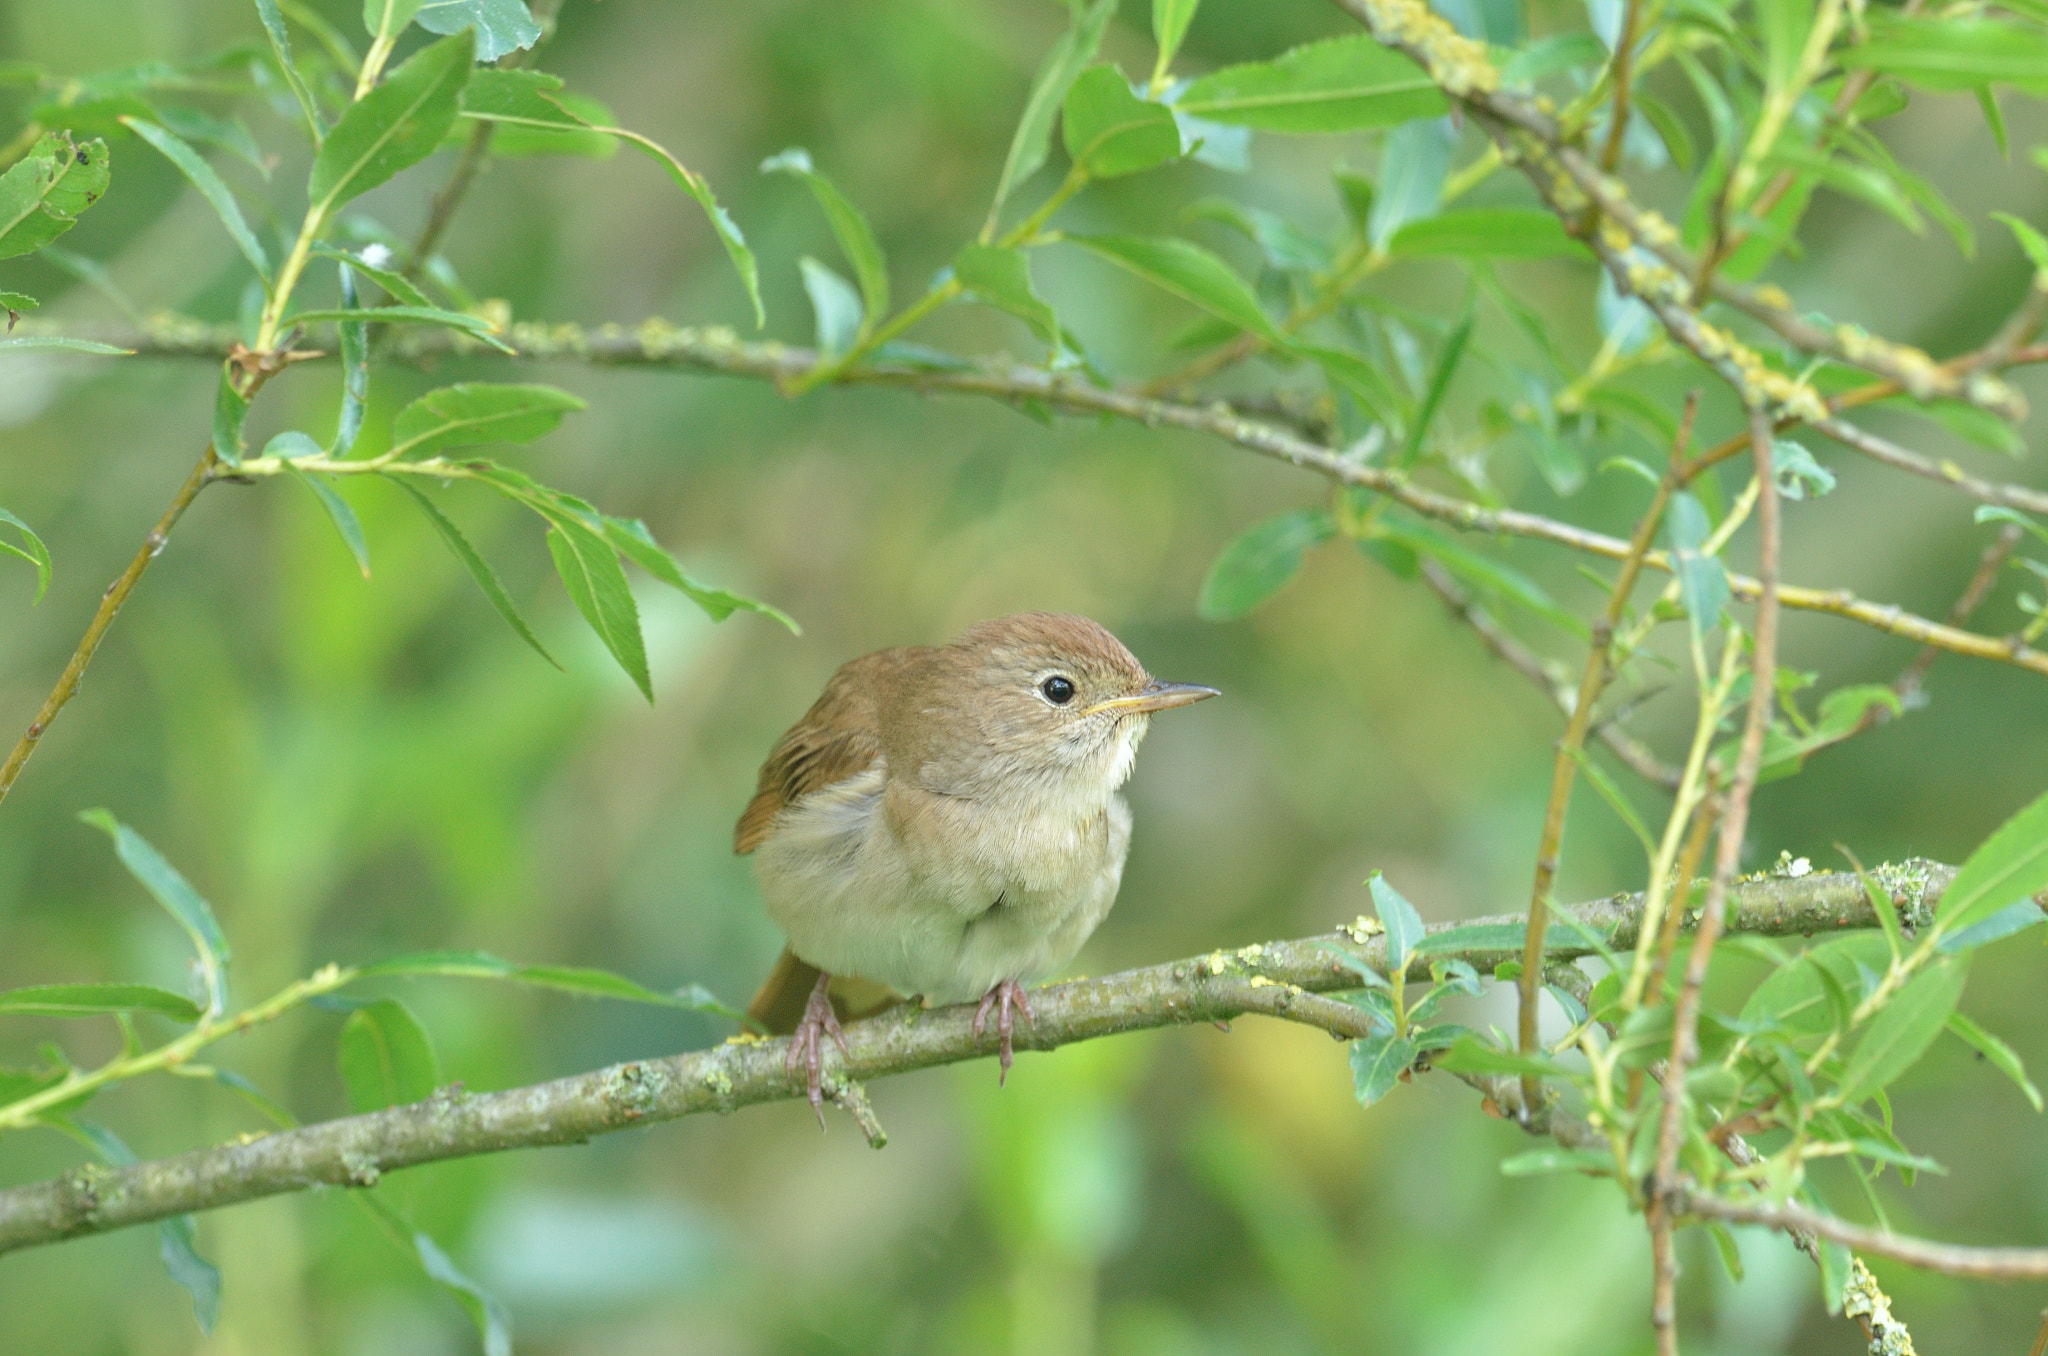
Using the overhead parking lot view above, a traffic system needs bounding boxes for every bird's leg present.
[971,979,1037,1086]
[785,970,849,1130]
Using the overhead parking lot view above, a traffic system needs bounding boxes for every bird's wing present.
[733,647,914,855]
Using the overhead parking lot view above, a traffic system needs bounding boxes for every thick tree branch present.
[0,865,1954,1256]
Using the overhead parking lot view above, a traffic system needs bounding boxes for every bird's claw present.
[972,979,1036,1086]
[785,971,849,1130]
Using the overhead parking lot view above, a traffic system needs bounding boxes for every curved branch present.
[0,865,1951,1256]
[1679,1194,2048,1281]
[32,318,2048,678]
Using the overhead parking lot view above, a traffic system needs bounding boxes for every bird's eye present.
[1040,675,1076,705]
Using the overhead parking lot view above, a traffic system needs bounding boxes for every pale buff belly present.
[752,767,1132,1005]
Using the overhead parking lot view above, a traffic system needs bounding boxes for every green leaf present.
[286,303,514,352]
[121,118,269,286]
[1836,956,1969,1106]
[1739,934,1890,1039]
[0,983,200,1021]
[1197,508,1333,620]
[212,368,247,468]
[0,505,51,604]
[355,948,744,1019]
[1388,208,1584,259]
[1432,1036,1565,1078]
[797,256,862,354]
[953,242,1060,351]
[1152,0,1201,77]
[1666,491,1728,640]
[255,0,325,142]
[1394,311,1469,465]
[1499,1148,1612,1176]
[309,245,431,308]
[1369,517,1586,637]
[1754,0,1813,93]
[1935,900,2046,953]
[1946,1010,2043,1111]
[1995,212,2048,274]
[761,148,888,335]
[458,69,616,158]
[308,30,474,216]
[391,479,560,667]
[78,810,230,1017]
[1370,872,1426,971]
[1300,343,1401,423]
[1060,66,1182,179]
[1176,34,1444,132]
[0,290,36,314]
[363,0,426,43]
[1838,18,2048,95]
[415,1232,514,1356]
[545,516,650,698]
[414,0,541,61]
[271,432,372,577]
[600,133,763,328]
[390,381,585,458]
[338,998,439,1112]
[0,335,132,354]
[0,132,110,260]
[1350,1033,1417,1106]
[599,515,798,632]
[1414,921,1532,955]
[1934,784,2048,937]
[988,0,1117,224]
[1184,197,1333,273]
[1066,233,1282,343]
[1367,117,1452,250]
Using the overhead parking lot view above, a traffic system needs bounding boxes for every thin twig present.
[0,866,1952,1255]
[1892,523,2024,707]
[42,316,2048,678]
[1678,1194,2048,1280]
[0,450,216,809]
[1520,394,1697,1114]
[1650,406,1781,1352]
[1416,559,1682,788]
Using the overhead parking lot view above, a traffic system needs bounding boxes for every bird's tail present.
[745,946,901,1033]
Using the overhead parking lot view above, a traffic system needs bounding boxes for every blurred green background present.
[2,1,2046,1352]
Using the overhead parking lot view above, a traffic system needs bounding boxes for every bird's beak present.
[1082,681,1220,717]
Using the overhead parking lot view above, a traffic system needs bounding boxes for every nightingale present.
[735,611,1217,1118]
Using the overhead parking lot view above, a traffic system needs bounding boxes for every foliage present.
[2,0,2047,1351]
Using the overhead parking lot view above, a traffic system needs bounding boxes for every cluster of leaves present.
[4,1,789,682]
[0,809,741,1343]
[1336,787,2048,1312]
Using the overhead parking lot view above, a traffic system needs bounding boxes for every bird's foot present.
[785,970,849,1130]
[971,979,1037,1086]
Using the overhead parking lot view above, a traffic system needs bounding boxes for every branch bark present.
[0,865,1953,1256]
[1678,1194,2048,1281]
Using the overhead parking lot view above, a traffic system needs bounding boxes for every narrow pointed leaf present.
[121,118,270,285]
[415,1232,513,1356]
[1389,208,1585,259]
[1066,233,1282,343]
[311,245,432,308]
[287,303,513,352]
[391,479,560,667]
[1153,0,1201,76]
[1946,1010,2042,1111]
[1837,956,1969,1106]
[1350,1033,1417,1106]
[1198,508,1334,620]
[390,382,586,457]
[1934,784,2048,937]
[1370,872,1426,970]
[545,517,652,699]
[797,256,863,354]
[308,30,474,215]
[0,335,130,354]
[255,0,325,141]
[953,242,1060,349]
[990,0,1116,221]
[762,148,889,332]
[600,515,798,631]
[0,983,201,1021]
[354,948,744,1018]
[1177,34,1444,131]
[78,810,230,1016]
[333,262,368,455]
[0,506,51,603]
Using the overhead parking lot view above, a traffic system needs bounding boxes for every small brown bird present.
[736,612,1217,1118]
